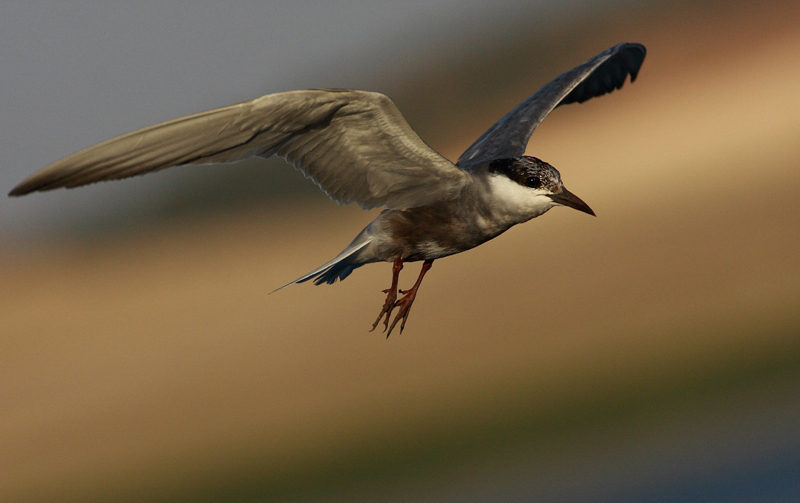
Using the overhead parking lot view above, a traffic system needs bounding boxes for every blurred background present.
[2,0,799,502]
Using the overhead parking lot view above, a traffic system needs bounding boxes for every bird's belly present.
[382,206,507,262]
[402,240,462,261]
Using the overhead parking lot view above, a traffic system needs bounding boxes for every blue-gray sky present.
[1,0,607,245]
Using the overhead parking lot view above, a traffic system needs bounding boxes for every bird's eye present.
[525,175,541,188]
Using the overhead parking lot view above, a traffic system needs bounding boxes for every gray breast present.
[383,194,508,261]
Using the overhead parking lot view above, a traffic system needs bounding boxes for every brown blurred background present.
[2,1,799,502]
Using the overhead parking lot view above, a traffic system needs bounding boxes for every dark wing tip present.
[620,43,646,82]
[9,171,77,196]
[8,180,36,197]
[561,42,646,106]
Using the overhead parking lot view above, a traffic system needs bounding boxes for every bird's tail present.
[272,237,373,292]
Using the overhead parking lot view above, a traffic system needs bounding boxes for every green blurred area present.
[3,1,800,502]
[186,321,800,503]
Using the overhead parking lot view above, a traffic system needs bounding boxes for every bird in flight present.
[10,43,646,336]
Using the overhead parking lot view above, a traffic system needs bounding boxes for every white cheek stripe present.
[487,174,553,219]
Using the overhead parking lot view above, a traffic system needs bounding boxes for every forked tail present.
[272,238,373,292]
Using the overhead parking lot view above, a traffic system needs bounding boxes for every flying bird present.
[10,43,646,336]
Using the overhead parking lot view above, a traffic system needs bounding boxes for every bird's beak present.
[549,187,595,216]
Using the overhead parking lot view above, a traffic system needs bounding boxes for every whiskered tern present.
[10,43,646,336]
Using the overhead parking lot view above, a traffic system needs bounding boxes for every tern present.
[10,43,645,336]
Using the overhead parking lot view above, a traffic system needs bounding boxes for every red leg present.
[386,259,434,338]
[370,258,404,333]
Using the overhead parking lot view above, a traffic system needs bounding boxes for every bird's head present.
[486,156,595,221]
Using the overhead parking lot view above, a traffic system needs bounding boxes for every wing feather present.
[457,43,645,170]
[10,90,469,210]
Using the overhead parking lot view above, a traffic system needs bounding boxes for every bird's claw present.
[370,288,398,333]
[370,259,431,337]
[369,286,418,337]
[385,291,417,337]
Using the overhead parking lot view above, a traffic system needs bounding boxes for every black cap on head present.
[488,156,562,192]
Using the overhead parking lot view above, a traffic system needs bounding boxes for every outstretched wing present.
[10,90,469,210]
[456,43,645,170]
